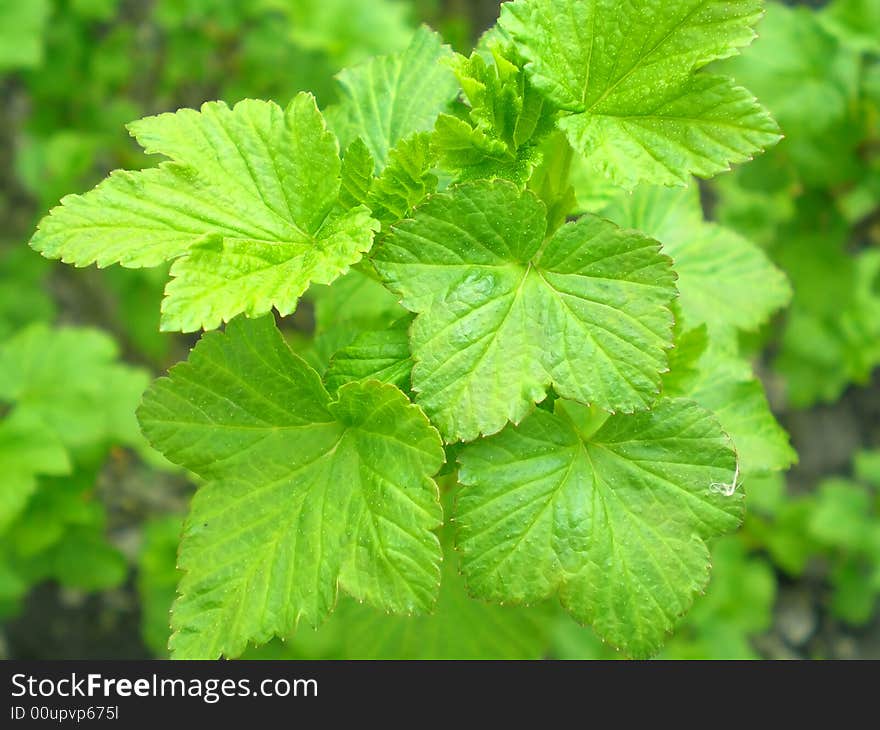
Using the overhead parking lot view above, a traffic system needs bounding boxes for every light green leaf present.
[434,45,554,183]
[0,411,70,534]
[328,27,459,173]
[715,3,861,179]
[138,316,444,659]
[339,139,375,210]
[320,545,555,659]
[456,397,742,657]
[0,324,150,456]
[499,0,780,186]
[685,347,796,477]
[367,133,439,227]
[283,0,415,64]
[30,94,378,332]
[307,269,408,372]
[663,320,708,396]
[602,184,791,341]
[821,0,880,53]
[325,326,413,394]
[373,180,676,442]
[0,0,50,70]
[138,515,184,657]
[809,478,875,554]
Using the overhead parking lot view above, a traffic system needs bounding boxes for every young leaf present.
[498,0,781,187]
[433,45,554,183]
[324,326,413,394]
[307,269,409,372]
[373,180,676,442]
[30,94,379,332]
[339,139,376,210]
[456,398,742,658]
[138,316,444,659]
[327,27,459,173]
[602,184,791,341]
[367,133,440,227]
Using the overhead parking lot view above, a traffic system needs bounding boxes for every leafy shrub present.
[3,0,879,661]
[30,0,796,659]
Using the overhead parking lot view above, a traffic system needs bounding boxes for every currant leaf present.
[30,94,378,332]
[137,315,444,659]
[456,397,742,658]
[373,180,676,442]
[327,27,459,173]
[498,0,781,186]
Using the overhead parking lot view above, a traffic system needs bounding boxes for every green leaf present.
[327,27,459,173]
[0,411,70,534]
[602,184,791,341]
[498,0,780,187]
[0,0,50,70]
[138,316,444,659]
[284,0,415,64]
[776,246,880,408]
[324,326,413,394]
[2,469,105,559]
[855,451,880,488]
[37,529,127,591]
[715,4,861,182]
[659,536,775,659]
[319,547,555,659]
[138,515,184,657]
[808,478,875,554]
[374,180,676,442]
[368,133,440,227]
[434,44,554,183]
[663,321,708,396]
[821,0,880,53]
[456,397,742,657]
[0,462,128,602]
[339,139,376,210]
[829,559,878,625]
[307,269,408,372]
[0,324,150,456]
[685,348,796,477]
[311,269,406,336]
[30,94,379,332]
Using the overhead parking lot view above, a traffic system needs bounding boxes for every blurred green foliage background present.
[0,0,878,659]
